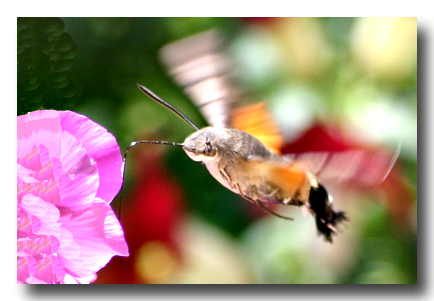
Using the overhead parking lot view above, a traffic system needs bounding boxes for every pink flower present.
[17,110,129,284]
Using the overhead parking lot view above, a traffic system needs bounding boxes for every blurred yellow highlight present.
[351,17,417,82]
[135,241,178,284]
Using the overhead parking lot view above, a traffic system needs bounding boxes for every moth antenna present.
[137,84,200,131]
[118,140,184,222]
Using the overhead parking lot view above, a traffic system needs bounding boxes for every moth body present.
[182,127,346,242]
[129,84,383,243]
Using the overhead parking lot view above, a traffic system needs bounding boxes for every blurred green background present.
[17,17,417,284]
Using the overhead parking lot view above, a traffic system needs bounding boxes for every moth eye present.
[204,138,215,156]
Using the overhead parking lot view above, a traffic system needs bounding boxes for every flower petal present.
[56,131,99,210]
[20,194,61,238]
[63,273,97,284]
[59,111,123,203]
[60,198,128,277]
[17,111,62,162]
[17,256,37,284]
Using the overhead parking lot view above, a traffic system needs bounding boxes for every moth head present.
[183,127,221,162]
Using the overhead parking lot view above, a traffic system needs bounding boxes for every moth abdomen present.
[308,184,348,242]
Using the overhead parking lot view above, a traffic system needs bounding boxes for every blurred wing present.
[245,159,308,197]
[160,29,284,153]
[283,147,400,186]
[231,102,284,154]
[159,29,241,128]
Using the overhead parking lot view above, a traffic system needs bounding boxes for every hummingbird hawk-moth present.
[122,30,398,243]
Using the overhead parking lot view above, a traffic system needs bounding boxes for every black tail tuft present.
[309,184,348,243]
